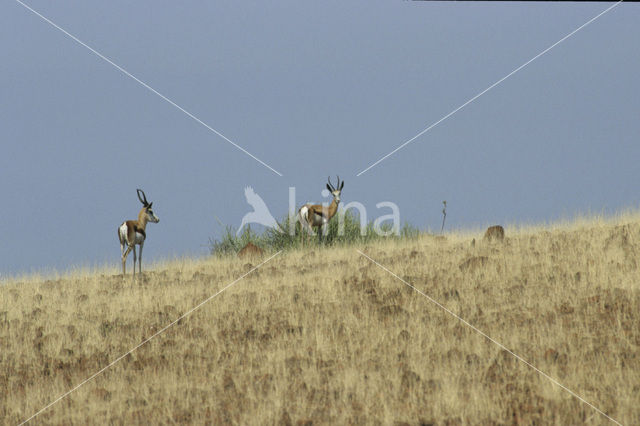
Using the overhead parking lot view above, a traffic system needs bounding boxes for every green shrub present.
[209,211,421,256]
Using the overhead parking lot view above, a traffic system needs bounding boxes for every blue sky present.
[1,1,639,275]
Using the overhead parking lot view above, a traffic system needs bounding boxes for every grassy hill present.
[2,214,639,424]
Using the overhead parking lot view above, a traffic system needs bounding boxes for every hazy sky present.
[1,1,639,276]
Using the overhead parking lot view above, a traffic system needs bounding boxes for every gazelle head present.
[137,189,160,223]
[326,176,344,204]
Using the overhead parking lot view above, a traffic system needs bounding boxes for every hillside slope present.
[2,217,639,424]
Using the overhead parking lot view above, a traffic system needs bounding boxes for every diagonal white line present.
[356,249,622,425]
[13,0,283,177]
[19,251,282,425]
[356,1,623,177]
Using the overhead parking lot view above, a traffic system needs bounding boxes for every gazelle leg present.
[132,245,137,277]
[305,221,313,245]
[122,245,133,275]
[302,221,308,247]
[299,216,308,247]
[322,221,330,244]
[308,223,317,246]
[138,242,144,274]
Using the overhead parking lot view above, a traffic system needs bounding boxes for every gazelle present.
[118,189,159,275]
[298,176,344,242]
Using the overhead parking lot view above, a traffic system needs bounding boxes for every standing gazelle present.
[118,189,160,275]
[298,176,344,242]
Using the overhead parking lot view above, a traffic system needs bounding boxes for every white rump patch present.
[119,223,128,242]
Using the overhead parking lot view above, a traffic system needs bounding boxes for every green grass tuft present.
[209,211,421,256]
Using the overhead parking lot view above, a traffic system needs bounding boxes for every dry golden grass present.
[2,214,640,424]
